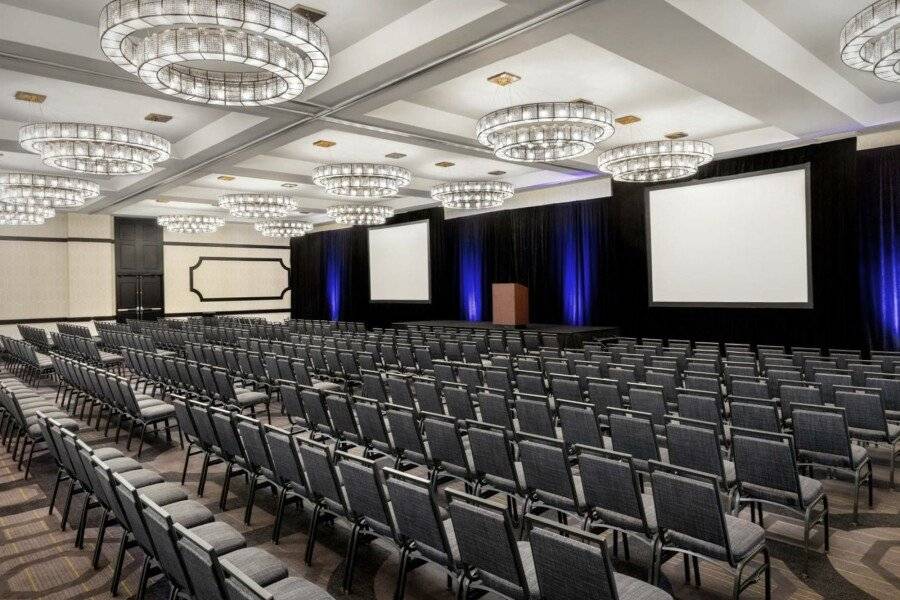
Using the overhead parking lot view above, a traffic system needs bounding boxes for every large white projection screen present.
[368,220,431,302]
[646,166,812,307]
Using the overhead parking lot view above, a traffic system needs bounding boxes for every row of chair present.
[1,335,55,383]
[51,331,124,371]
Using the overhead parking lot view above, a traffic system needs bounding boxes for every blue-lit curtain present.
[457,217,485,321]
[553,201,606,325]
[859,146,900,350]
[324,233,345,321]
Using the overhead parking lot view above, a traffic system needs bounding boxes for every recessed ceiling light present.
[435,161,455,168]
[313,139,336,148]
[14,91,46,103]
[664,131,688,139]
[615,115,641,125]
[488,170,507,175]
[145,113,173,123]
[385,152,407,159]
[487,71,521,87]
[217,175,236,181]
[281,183,298,188]
[291,3,327,22]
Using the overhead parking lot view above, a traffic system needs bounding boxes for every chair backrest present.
[650,462,734,564]
[210,406,245,461]
[731,427,805,509]
[557,398,604,450]
[476,387,515,430]
[664,417,726,481]
[517,432,580,511]
[383,468,454,567]
[334,451,395,537]
[296,437,346,511]
[864,375,900,413]
[446,490,533,599]
[834,387,889,437]
[421,412,471,479]
[299,386,333,435]
[514,392,556,438]
[234,413,274,473]
[141,497,193,592]
[515,369,546,396]
[386,375,415,408]
[411,377,444,414]
[549,373,583,402]
[173,523,228,600]
[527,515,624,600]
[813,371,853,404]
[586,377,622,413]
[483,366,514,397]
[792,404,856,470]
[779,381,822,421]
[353,397,391,450]
[383,403,427,462]
[263,424,306,490]
[607,408,659,466]
[576,446,651,537]
[675,390,724,437]
[627,383,667,426]
[731,377,771,399]
[443,382,476,422]
[730,397,781,432]
[360,370,387,402]
[466,420,521,493]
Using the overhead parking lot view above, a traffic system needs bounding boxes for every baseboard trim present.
[0,315,117,325]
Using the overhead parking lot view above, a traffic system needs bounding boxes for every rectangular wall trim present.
[164,241,289,250]
[165,308,290,317]
[0,236,115,243]
[0,315,117,325]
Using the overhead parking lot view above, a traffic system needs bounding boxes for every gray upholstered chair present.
[665,416,736,498]
[556,399,605,450]
[833,387,899,489]
[263,424,310,544]
[730,397,781,433]
[295,437,349,565]
[466,420,525,519]
[607,408,663,475]
[517,432,586,522]
[514,392,558,438]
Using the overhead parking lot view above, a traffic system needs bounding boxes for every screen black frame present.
[367,218,432,304]
[644,163,814,309]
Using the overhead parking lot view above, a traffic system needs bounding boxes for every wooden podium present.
[492,283,529,326]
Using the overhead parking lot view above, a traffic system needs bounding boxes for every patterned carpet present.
[0,371,897,600]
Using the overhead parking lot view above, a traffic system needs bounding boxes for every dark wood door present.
[115,217,164,321]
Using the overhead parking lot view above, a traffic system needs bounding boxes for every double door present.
[115,217,164,322]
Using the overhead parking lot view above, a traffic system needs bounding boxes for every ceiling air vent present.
[291,4,326,22]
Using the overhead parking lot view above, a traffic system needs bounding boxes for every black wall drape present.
[292,138,896,349]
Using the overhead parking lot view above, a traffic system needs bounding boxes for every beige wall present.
[0,214,115,322]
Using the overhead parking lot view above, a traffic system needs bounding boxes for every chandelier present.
[313,163,411,197]
[99,0,330,106]
[19,123,170,175]
[840,1,900,82]
[0,202,55,226]
[432,181,513,210]
[255,218,313,238]
[217,194,298,219]
[0,173,100,208]
[326,204,394,226]
[157,215,224,234]
[597,140,714,182]
[476,101,614,162]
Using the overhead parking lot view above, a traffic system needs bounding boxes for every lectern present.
[492,283,529,326]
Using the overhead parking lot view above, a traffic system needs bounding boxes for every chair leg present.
[305,503,323,566]
[180,444,194,486]
[272,488,288,544]
[111,534,129,595]
[23,439,37,480]
[692,555,700,587]
[136,422,147,457]
[343,521,361,592]
[683,553,691,584]
[219,463,233,510]
[60,483,76,531]
[49,469,64,515]
[75,496,91,549]
[198,452,211,497]
[394,545,410,600]
[244,475,258,525]
[136,555,151,600]
[92,509,109,568]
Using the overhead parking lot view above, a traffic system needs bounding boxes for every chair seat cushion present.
[138,482,190,506]
[473,540,540,600]
[116,468,166,488]
[849,423,900,443]
[219,548,288,587]
[104,457,144,473]
[741,475,824,510]
[798,444,868,469]
[93,447,125,461]
[313,381,343,392]
[262,576,335,600]
[614,573,673,600]
[28,419,80,436]
[234,391,268,406]
[140,403,176,419]
[165,500,215,528]
[189,521,246,555]
[595,492,658,535]
[667,514,765,562]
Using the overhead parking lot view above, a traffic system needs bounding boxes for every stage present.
[393,320,618,348]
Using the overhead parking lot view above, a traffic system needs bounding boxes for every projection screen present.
[368,219,431,302]
[646,165,812,307]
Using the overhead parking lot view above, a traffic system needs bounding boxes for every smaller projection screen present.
[368,220,431,302]
[646,165,812,307]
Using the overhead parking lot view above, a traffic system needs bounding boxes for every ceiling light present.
[313,163,411,197]
[18,122,170,175]
[14,91,46,103]
[0,173,100,208]
[0,202,55,225]
[281,182,298,188]
[841,2,900,82]
[435,161,455,168]
[432,180,513,210]
[385,152,407,159]
[145,113,173,123]
[255,218,314,238]
[157,215,224,234]
[597,140,714,183]
[487,72,521,86]
[217,175,236,182]
[477,101,615,162]
[664,131,688,140]
[218,193,298,219]
[488,170,507,175]
[615,115,641,125]
[291,4,327,22]
[313,139,336,148]
[326,204,394,226]
[100,0,330,106]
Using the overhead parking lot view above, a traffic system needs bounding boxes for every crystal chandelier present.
[157,215,224,234]
[313,163,411,197]
[0,202,55,226]
[218,194,298,219]
[326,204,394,226]
[0,173,100,208]
[840,1,900,82]
[99,0,330,106]
[431,181,514,210]
[476,101,615,162]
[597,140,714,182]
[255,218,314,238]
[19,123,170,175]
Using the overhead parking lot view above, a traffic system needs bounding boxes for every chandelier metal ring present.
[597,140,714,183]
[840,1,900,82]
[326,204,394,226]
[217,194,298,219]
[0,173,100,208]
[476,101,615,162]
[157,215,225,234]
[19,123,170,175]
[254,218,314,238]
[431,180,514,210]
[313,164,411,197]
[100,0,330,106]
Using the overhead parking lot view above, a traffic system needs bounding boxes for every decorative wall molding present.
[0,315,117,325]
[165,241,289,250]
[189,256,291,302]
[165,308,291,317]
[0,236,115,243]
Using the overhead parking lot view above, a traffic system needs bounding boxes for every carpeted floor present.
[0,370,898,600]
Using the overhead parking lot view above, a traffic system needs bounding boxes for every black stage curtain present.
[857,145,900,350]
[609,138,863,348]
